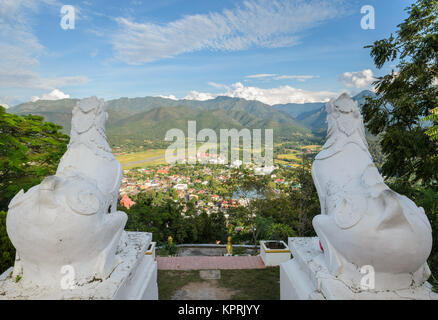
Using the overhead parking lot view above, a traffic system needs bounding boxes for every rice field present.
[277,153,300,161]
[115,149,167,168]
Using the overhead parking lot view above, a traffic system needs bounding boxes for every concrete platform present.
[0,232,158,300]
[280,237,438,300]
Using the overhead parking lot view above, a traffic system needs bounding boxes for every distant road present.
[121,155,165,167]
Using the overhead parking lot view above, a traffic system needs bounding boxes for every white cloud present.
[245,73,318,82]
[157,94,178,100]
[246,74,277,79]
[0,1,88,93]
[274,75,318,82]
[185,91,217,101]
[340,69,375,88]
[207,82,230,90]
[184,82,337,105]
[0,95,16,108]
[0,95,22,108]
[31,89,70,102]
[0,70,88,90]
[112,0,347,64]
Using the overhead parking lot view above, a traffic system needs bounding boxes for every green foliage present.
[196,212,213,243]
[363,0,438,185]
[209,211,228,243]
[163,241,179,256]
[409,188,438,280]
[265,223,296,242]
[387,180,438,281]
[431,274,438,293]
[227,176,273,246]
[231,246,247,256]
[362,0,438,282]
[0,106,69,210]
[291,161,320,236]
[0,211,15,274]
[123,191,184,242]
[423,107,438,143]
[228,158,320,246]
[367,136,385,170]
[0,108,67,273]
[124,191,229,244]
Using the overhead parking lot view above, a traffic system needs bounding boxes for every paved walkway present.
[156,256,266,270]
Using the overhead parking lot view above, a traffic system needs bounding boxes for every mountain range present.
[6,90,375,147]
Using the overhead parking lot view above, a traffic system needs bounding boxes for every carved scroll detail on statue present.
[325,180,366,230]
[311,93,433,291]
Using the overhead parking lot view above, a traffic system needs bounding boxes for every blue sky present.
[0,0,414,107]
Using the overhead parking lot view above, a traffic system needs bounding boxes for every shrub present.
[0,211,15,274]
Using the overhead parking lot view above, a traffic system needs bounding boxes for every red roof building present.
[120,194,136,209]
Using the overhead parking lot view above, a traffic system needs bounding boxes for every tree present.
[123,191,228,245]
[0,107,68,273]
[0,106,69,210]
[362,0,438,289]
[230,204,274,247]
[289,152,320,237]
[423,107,438,144]
[124,192,185,243]
[210,211,228,243]
[266,223,296,243]
[229,175,270,247]
[0,211,15,273]
[196,212,214,243]
[362,0,438,185]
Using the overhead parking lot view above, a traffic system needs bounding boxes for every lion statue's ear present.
[77,96,99,113]
[66,189,100,215]
[326,99,340,118]
[71,97,101,134]
[71,107,95,134]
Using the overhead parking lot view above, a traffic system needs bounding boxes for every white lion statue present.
[312,93,433,291]
[6,97,127,288]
